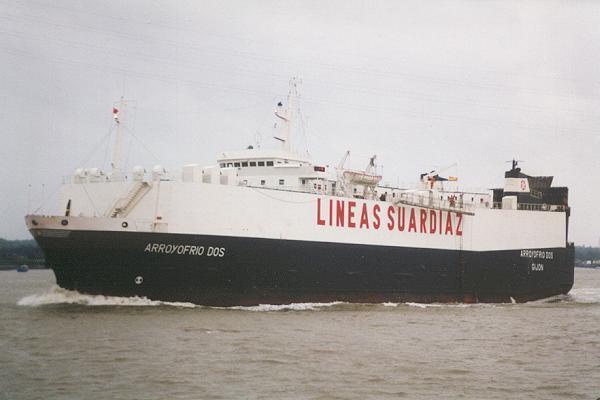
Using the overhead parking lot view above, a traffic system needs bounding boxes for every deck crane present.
[420,163,458,190]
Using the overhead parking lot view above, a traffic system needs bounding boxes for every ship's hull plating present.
[32,229,574,306]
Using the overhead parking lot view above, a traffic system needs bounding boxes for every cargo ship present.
[25,79,574,306]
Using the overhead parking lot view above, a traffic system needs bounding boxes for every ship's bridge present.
[214,148,334,193]
[216,148,311,168]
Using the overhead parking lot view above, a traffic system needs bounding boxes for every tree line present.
[0,238,44,267]
[575,245,600,262]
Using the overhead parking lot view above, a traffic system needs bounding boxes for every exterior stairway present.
[109,181,151,218]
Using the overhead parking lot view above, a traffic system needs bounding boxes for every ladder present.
[109,182,151,218]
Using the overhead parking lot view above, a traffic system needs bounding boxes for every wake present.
[17,286,197,308]
[17,286,600,310]
[16,286,344,311]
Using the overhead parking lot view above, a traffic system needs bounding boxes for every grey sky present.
[1,0,599,245]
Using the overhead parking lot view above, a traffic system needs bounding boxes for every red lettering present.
[439,210,442,235]
[329,199,333,226]
[373,204,381,229]
[408,208,417,232]
[429,210,437,233]
[317,198,325,226]
[445,211,453,235]
[348,201,356,228]
[456,213,463,236]
[387,206,395,230]
[360,203,369,229]
[420,209,427,233]
[397,207,406,231]
[336,200,345,227]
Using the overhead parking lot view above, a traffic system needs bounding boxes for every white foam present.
[16,288,346,311]
[405,302,442,308]
[405,302,500,308]
[227,301,345,312]
[529,288,600,305]
[20,286,597,310]
[17,286,197,308]
[404,289,600,308]
[568,288,600,304]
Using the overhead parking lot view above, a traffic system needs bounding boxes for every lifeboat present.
[342,170,382,186]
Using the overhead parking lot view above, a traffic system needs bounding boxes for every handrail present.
[392,192,478,215]
[492,202,565,212]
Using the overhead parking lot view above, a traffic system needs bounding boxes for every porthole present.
[61,219,68,226]
[122,221,129,228]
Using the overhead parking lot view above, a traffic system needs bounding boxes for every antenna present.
[254,131,262,148]
[505,159,524,170]
[27,183,32,214]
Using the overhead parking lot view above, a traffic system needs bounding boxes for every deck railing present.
[392,192,479,214]
[492,202,565,212]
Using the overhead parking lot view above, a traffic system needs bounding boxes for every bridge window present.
[261,180,266,185]
[234,162,241,167]
[258,161,265,166]
[220,163,225,168]
[242,162,248,167]
[279,179,285,185]
[249,161,256,167]
[267,161,274,166]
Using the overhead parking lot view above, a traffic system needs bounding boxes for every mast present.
[274,77,301,153]
[111,98,126,179]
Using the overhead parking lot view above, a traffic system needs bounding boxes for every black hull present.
[31,229,574,306]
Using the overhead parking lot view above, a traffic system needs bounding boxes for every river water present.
[1,268,599,400]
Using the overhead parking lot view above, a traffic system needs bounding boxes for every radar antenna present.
[506,159,525,170]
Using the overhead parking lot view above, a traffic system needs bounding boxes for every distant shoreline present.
[575,265,600,270]
[0,264,47,271]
